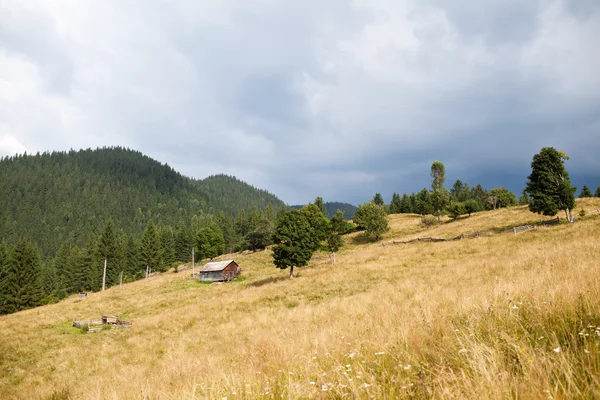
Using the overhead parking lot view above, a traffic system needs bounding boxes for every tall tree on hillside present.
[196,221,225,260]
[159,226,176,272]
[470,184,489,211]
[40,261,59,300]
[139,221,160,275]
[373,193,384,206]
[399,194,413,213]
[450,180,470,202]
[430,161,446,191]
[272,210,315,278]
[579,185,593,198]
[430,161,449,221]
[596,186,600,197]
[0,239,43,314]
[431,189,450,221]
[174,222,192,263]
[489,188,517,208]
[330,210,349,235]
[525,147,576,221]
[97,218,118,291]
[353,202,389,241]
[389,192,402,214]
[314,196,326,215]
[299,204,330,251]
[414,188,434,215]
[518,189,530,205]
[0,243,8,313]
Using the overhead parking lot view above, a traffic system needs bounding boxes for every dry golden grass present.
[1,199,600,399]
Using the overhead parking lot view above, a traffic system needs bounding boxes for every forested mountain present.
[291,202,357,219]
[0,147,284,256]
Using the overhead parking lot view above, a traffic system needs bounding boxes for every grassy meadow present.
[1,199,600,399]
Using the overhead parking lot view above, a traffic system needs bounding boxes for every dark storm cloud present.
[1,0,598,204]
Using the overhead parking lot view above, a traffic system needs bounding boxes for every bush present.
[446,202,466,221]
[579,209,586,218]
[421,215,438,228]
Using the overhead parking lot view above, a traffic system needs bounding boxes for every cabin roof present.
[200,260,236,272]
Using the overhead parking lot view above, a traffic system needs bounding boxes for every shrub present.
[421,215,438,228]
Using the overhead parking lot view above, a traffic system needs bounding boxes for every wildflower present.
[310,381,316,385]
[538,336,544,340]
[553,347,561,353]
[348,352,356,358]
[363,383,371,388]
[454,329,459,332]
[511,305,519,309]
[404,365,412,370]
[346,364,351,368]
[374,352,385,355]
[401,386,407,389]
[584,349,590,354]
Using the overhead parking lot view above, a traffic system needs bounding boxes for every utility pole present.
[192,247,195,277]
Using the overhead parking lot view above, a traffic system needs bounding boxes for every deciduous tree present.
[272,210,314,278]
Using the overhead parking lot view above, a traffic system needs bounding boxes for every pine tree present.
[1,239,43,314]
[0,242,9,314]
[159,226,176,272]
[40,261,58,299]
[139,221,160,274]
[579,185,593,198]
[596,186,600,198]
[330,210,349,234]
[389,193,402,214]
[399,194,413,213]
[525,147,576,221]
[97,218,118,291]
[174,222,192,263]
[353,202,389,241]
[314,196,326,214]
[373,193,384,206]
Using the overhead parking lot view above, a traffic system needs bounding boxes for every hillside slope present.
[0,147,285,255]
[1,199,599,399]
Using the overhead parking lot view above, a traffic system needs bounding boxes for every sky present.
[1,0,599,205]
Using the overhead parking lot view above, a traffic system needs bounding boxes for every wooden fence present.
[383,216,564,246]
[387,230,481,245]
[503,216,560,235]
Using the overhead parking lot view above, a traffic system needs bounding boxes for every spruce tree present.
[139,221,160,274]
[525,147,576,221]
[579,185,593,198]
[314,196,326,214]
[596,186,600,198]
[353,202,389,241]
[373,193,384,206]
[97,218,118,291]
[1,239,43,313]
[174,222,192,263]
[399,194,413,213]
[389,193,402,214]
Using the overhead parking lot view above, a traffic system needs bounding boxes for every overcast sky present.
[1,1,599,205]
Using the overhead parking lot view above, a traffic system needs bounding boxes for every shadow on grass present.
[351,234,377,245]
[249,275,289,288]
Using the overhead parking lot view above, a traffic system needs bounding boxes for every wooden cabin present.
[199,260,241,282]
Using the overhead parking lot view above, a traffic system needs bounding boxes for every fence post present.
[513,227,516,234]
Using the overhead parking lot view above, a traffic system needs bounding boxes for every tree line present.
[0,202,283,315]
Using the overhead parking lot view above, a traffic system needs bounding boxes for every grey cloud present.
[0,0,598,205]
